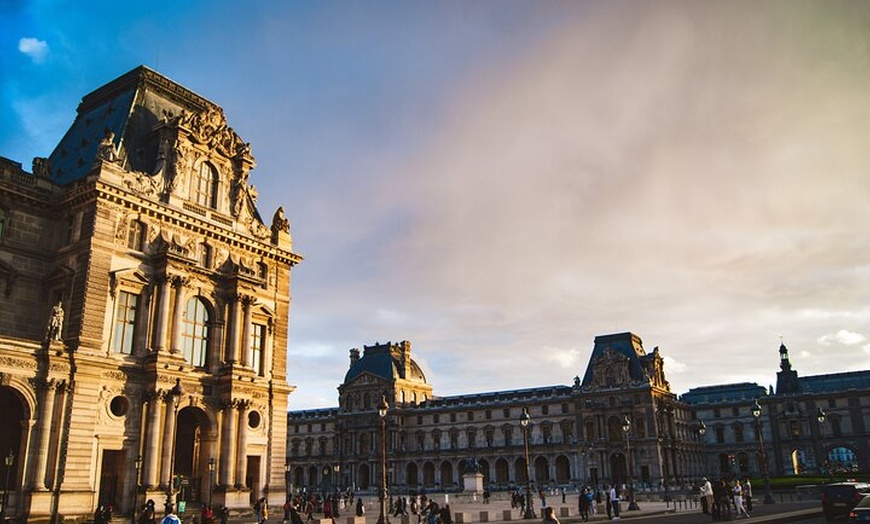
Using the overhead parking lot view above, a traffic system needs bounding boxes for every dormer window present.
[192,162,218,209]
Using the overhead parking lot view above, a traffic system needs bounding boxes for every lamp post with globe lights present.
[207,458,216,510]
[697,420,707,479]
[376,396,391,524]
[751,400,775,505]
[1,450,15,523]
[165,379,183,512]
[621,416,639,511]
[520,408,535,519]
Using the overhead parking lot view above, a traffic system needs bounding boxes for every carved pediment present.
[590,347,631,389]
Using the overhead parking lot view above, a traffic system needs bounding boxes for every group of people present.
[698,476,753,520]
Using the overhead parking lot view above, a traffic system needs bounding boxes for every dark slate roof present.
[48,66,215,185]
[681,382,769,404]
[344,351,397,383]
[580,332,649,387]
[797,370,870,394]
[420,385,573,409]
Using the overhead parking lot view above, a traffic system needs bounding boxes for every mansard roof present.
[580,331,653,388]
[680,382,769,404]
[419,385,573,409]
[47,66,235,185]
[343,341,428,385]
[796,370,870,394]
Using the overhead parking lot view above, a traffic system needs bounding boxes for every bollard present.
[502,510,514,521]
[479,511,490,522]
[558,507,570,518]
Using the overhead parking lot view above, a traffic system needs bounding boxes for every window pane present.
[182,297,210,367]
[111,291,138,354]
[251,323,265,375]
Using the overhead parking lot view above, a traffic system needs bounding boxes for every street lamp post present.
[377,396,391,524]
[131,455,143,524]
[284,462,291,501]
[621,416,639,511]
[520,408,535,519]
[207,458,216,510]
[1,449,15,523]
[751,400,775,505]
[697,420,707,478]
[165,379,183,512]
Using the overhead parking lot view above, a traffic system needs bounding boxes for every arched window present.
[191,162,218,209]
[181,297,210,367]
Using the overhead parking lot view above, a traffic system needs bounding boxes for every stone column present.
[28,378,58,489]
[225,295,240,364]
[235,400,251,487]
[169,276,187,355]
[143,391,164,489]
[161,393,179,487]
[219,400,237,488]
[239,295,254,367]
[153,277,171,352]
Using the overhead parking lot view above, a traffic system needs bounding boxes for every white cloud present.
[663,356,688,374]
[18,37,49,63]
[543,347,581,369]
[817,330,866,346]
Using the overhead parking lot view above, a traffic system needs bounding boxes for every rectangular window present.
[127,221,144,251]
[251,323,266,375]
[111,291,138,354]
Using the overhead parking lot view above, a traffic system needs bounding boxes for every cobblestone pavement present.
[209,494,820,524]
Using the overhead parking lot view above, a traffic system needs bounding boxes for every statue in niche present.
[97,128,119,162]
[46,300,64,341]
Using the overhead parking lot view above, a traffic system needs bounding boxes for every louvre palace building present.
[0,67,301,522]
[287,336,870,496]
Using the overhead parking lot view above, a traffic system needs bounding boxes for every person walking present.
[160,506,181,524]
[578,488,590,522]
[542,507,561,524]
[699,477,713,515]
[608,484,620,520]
[732,480,750,519]
[742,477,753,512]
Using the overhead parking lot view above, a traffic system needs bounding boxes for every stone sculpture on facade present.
[46,300,64,341]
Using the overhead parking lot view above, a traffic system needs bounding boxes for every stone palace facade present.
[0,67,301,522]
[287,335,870,495]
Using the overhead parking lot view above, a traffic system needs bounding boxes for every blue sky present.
[3,1,870,409]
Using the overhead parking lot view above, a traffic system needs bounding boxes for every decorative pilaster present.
[143,390,165,489]
[234,400,252,487]
[29,378,60,490]
[225,295,240,364]
[169,276,188,355]
[219,400,238,488]
[153,277,171,352]
[160,391,178,487]
[239,295,255,367]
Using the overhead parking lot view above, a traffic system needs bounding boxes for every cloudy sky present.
[2,1,869,409]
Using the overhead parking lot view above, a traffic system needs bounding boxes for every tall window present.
[251,323,266,375]
[0,208,7,239]
[191,162,218,209]
[111,291,138,354]
[181,297,210,367]
[127,221,144,251]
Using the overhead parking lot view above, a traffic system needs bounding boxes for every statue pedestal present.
[462,473,484,493]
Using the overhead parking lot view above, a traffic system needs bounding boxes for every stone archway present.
[555,455,571,483]
[357,463,370,490]
[0,386,27,492]
[534,456,549,484]
[495,458,509,485]
[407,463,419,487]
[174,405,215,504]
[609,452,627,485]
[423,462,435,487]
